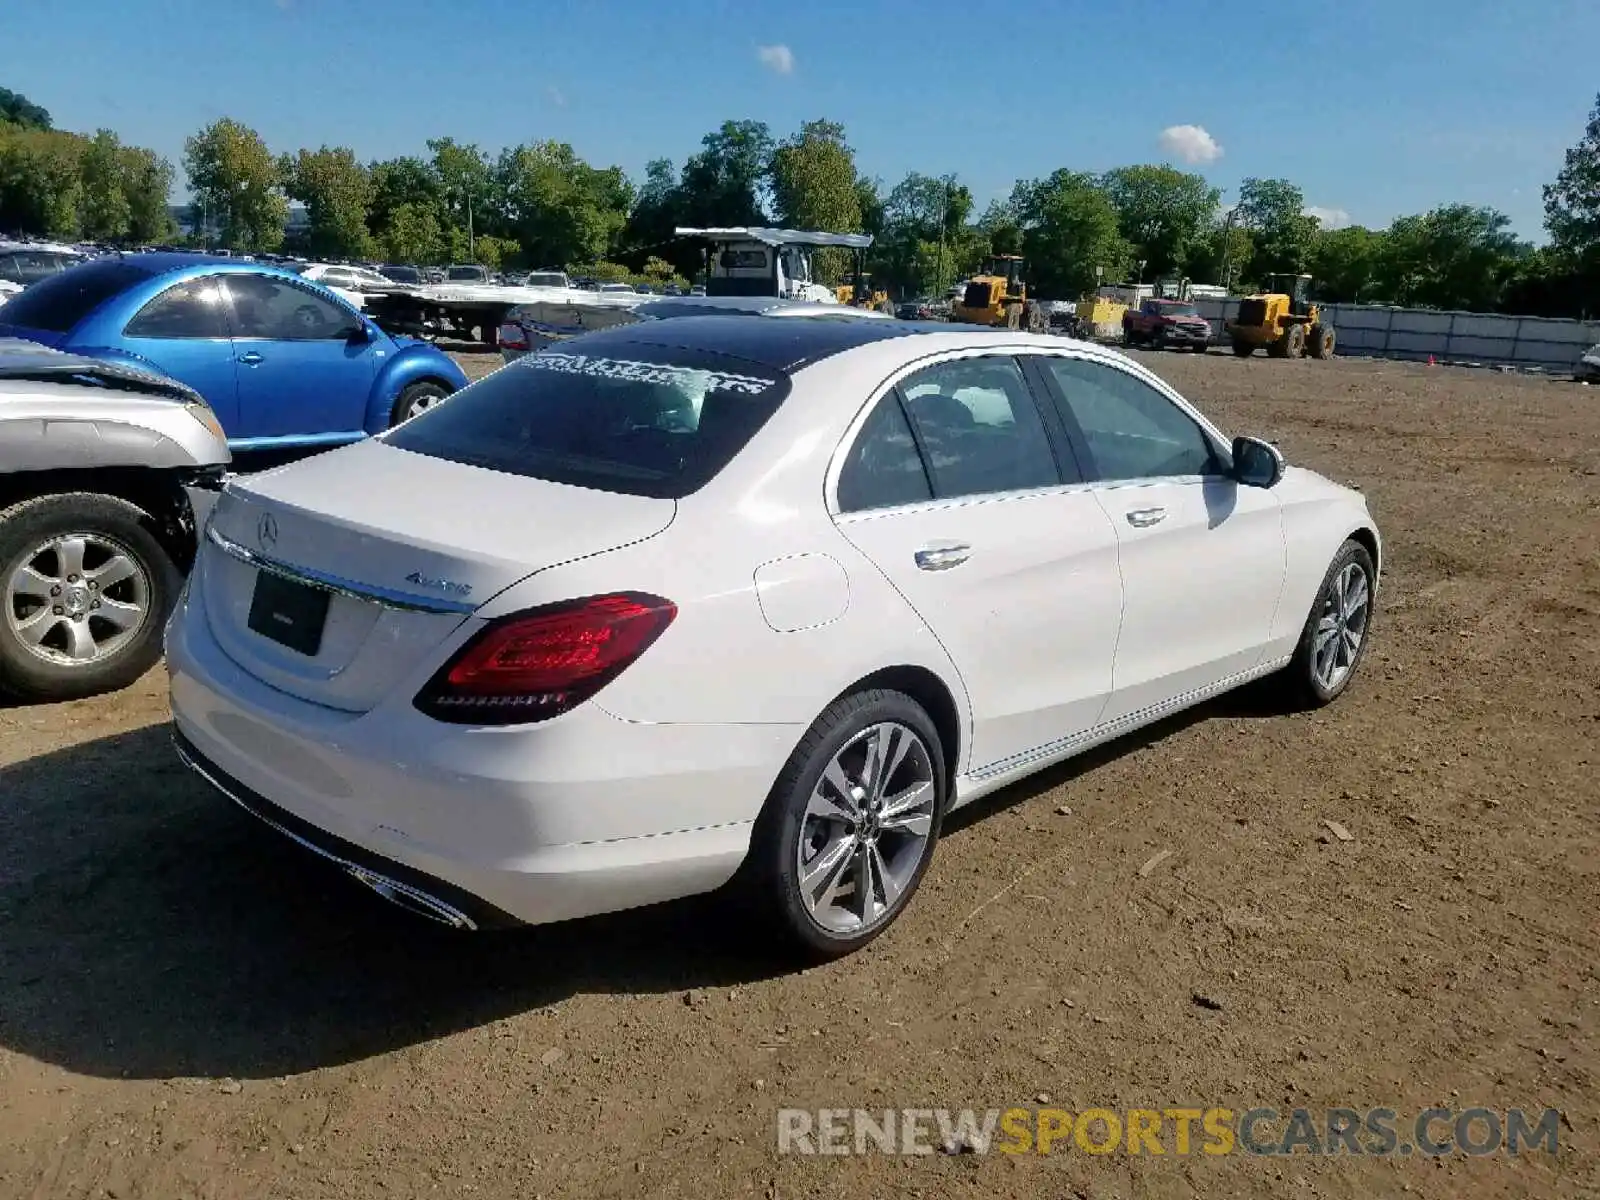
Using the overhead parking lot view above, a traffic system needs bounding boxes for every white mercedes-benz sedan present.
[166,318,1381,958]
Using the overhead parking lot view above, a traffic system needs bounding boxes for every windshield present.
[383,344,790,499]
[525,273,568,287]
[0,258,154,332]
[447,266,483,281]
[1154,302,1199,316]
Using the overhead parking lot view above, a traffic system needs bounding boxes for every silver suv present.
[0,339,230,702]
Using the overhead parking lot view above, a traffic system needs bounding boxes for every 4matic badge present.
[405,571,473,597]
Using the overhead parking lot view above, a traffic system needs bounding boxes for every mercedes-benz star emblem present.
[257,513,279,552]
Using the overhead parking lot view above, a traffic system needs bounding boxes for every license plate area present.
[246,571,330,657]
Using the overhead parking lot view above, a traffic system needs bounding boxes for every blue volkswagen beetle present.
[0,254,470,450]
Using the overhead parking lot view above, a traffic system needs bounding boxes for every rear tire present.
[1232,339,1254,357]
[740,689,946,961]
[390,380,451,426]
[0,493,180,703]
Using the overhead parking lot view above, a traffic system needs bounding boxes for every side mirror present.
[344,321,374,344]
[1231,435,1285,488]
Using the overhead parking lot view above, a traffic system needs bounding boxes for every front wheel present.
[0,493,180,702]
[743,690,946,960]
[1278,539,1376,708]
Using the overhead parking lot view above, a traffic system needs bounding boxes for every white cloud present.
[546,85,567,109]
[1158,124,1223,165]
[756,44,795,75]
[1305,205,1352,230]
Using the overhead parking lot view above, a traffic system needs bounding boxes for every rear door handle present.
[915,544,971,571]
[1125,507,1166,528]
[237,351,264,366]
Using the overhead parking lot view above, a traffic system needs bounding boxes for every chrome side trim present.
[173,735,478,930]
[964,655,1293,786]
[205,525,477,616]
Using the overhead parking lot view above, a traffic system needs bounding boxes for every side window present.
[0,254,20,285]
[124,278,229,339]
[897,356,1063,500]
[224,274,356,340]
[1043,357,1223,481]
[837,395,932,513]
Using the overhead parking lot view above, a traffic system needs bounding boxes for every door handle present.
[237,351,264,366]
[1125,507,1167,528]
[915,544,971,571]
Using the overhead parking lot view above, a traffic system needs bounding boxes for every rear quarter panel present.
[363,342,472,433]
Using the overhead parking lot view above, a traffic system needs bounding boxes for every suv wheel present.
[0,493,180,703]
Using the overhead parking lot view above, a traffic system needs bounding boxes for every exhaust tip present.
[346,866,478,930]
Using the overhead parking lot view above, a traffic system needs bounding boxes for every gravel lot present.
[2,347,1596,1199]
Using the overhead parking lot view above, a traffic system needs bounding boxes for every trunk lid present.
[200,438,675,712]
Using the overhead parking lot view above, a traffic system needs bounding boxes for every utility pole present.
[935,176,951,297]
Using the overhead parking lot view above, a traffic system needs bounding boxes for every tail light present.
[498,322,529,351]
[414,593,675,725]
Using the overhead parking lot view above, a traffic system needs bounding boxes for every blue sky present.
[6,0,1598,238]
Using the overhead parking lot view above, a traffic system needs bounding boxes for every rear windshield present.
[1154,301,1199,316]
[384,344,790,499]
[525,273,567,287]
[0,258,154,333]
[447,266,483,280]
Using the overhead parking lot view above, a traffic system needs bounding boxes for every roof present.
[548,312,919,372]
[634,296,883,319]
[674,226,873,250]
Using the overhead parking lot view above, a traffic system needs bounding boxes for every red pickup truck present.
[1122,299,1213,351]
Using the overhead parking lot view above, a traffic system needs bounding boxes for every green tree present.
[1308,225,1385,303]
[0,86,51,130]
[677,120,772,226]
[119,145,175,242]
[381,201,443,264]
[769,120,863,282]
[0,124,83,237]
[1185,219,1253,289]
[80,129,131,241]
[1235,177,1317,283]
[183,118,287,251]
[493,140,633,267]
[427,137,493,247]
[1099,165,1219,278]
[1544,92,1600,268]
[1372,205,1525,311]
[875,172,973,294]
[977,197,1024,258]
[1012,170,1129,297]
[281,146,374,259]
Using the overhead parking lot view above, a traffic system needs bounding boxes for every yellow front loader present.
[1226,273,1337,359]
[950,255,1051,333]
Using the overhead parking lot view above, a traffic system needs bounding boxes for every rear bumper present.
[165,592,801,928]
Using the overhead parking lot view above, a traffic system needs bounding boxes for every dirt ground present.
[2,348,1596,1200]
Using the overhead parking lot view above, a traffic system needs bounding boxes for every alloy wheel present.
[795,721,937,936]
[1312,561,1370,691]
[4,533,152,668]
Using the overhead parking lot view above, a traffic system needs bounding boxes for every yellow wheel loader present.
[950,255,1051,333]
[1225,273,1337,359]
[834,274,894,313]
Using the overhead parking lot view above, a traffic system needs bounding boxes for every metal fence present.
[1190,299,1600,372]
